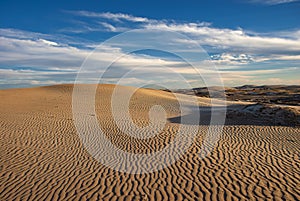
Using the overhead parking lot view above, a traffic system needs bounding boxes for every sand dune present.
[0,84,299,200]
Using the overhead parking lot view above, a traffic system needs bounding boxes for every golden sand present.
[0,84,299,200]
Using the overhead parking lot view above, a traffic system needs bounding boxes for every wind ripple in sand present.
[0,84,299,200]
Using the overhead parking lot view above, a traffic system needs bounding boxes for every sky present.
[0,0,300,88]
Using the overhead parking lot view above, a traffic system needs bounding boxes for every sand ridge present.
[0,84,299,200]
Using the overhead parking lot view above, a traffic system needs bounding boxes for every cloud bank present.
[0,11,299,88]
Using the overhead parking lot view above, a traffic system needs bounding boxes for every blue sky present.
[0,0,300,88]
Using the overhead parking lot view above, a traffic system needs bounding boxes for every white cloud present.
[100,22,117,32]
[144,22,300,55]
[65,11,300,58]
[69,11,150,23]
[211,53,254,65]
[99,22,130,32]
[0,34,185,68]
[38,39,59,46]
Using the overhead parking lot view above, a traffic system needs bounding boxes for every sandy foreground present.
[0,84,299,201]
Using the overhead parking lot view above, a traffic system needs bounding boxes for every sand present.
[0,84,299,200]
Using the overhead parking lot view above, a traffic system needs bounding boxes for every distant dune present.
[0,84,299,200]
[172,85,300,106]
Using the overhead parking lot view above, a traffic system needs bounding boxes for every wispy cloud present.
[249,0,299,5]
[67,10,150,23]
[144,23,300,56]
[211,53,255,65]
[65,11,300,57]
[99,22,130,32]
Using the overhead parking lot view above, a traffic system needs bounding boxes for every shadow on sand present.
[168,104,298,127]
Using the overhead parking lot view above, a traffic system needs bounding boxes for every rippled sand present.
[0,84,299,200]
